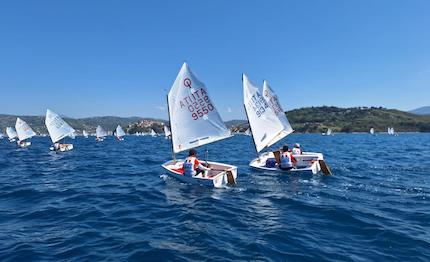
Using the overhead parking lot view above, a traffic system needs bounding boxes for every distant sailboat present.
[161,63,237,188]
[244,76,329,175]
[370,127,375,135]
[164,125,171,139]
[45,109,75,151]
[244,128,251,136]
[150,129,157,137]
[15,118,36,147]
[115,125,126,141]
[96,125,107,141]
[83,130,89,138]
[323,128,333,136]
[6,127,18,142]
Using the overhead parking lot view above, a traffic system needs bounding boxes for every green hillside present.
[231,106,430,133]
[2,106,430,135]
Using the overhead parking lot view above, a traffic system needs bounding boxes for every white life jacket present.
[292,147,301,155]
[183,157,197,176]
[280,152,293,168]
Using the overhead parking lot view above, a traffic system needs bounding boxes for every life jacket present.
[280,152,293,168]
[183,157,197,176]
[292,147,302,155]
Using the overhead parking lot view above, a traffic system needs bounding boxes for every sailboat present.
[115,125,126,141]
[161,63,237,188]
[164,125,171,139]
[15,118,36,147]
[244,75,330,175]
[150,129,157,137]
[370,127,375,135]
[322,128,332,136]
[45,109,75,151]
[83,130,89,138]
[244,128,251,136]
[96,125,107,141]
[6,127,18,142]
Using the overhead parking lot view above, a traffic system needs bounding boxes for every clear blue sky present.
[0,0,429,120]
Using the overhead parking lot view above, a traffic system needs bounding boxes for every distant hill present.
[409,106,430,115]
[230,106,430,133]
[2,106,430,135]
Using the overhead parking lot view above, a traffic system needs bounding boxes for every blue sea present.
[0,134,429,261]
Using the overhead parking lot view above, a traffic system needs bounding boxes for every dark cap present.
[188,148,197,156]
[282,145,289,152]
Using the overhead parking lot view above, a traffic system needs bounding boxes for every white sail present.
[116,125,126,137]
[262,80,294,146]
[326,128,332,136]
[15,118,36,141]
[45,109,75,143]
[370,128,374,135]
[244,128,251,136]
[243,75,284,153]
[96,125,107,138]
[6,127,18,139]
[164,125,171,137]
[83,130,89,137]
[168,63,231,153]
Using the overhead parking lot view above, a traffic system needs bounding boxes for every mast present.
[166,94,175,161]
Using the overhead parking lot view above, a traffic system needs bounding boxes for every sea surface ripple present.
[0,134,429,261]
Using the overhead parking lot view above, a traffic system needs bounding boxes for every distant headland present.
[1,106,430,134]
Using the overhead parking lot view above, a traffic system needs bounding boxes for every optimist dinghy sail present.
[15,118,36,146]
[6,127,18,142]
[83,130,89,138]
[150,129,157,137]
[115,125,125,139]
[244,75,330,175]
[164,125,171,139]
[96,126,107,140]
[370,128,375,135]
[161,63,237,188]
[45,109,75,151]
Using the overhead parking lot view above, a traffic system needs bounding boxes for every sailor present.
[183,149,211,177]
[53,142,61,151]
[292,143,302,155]
[280,145,296,170]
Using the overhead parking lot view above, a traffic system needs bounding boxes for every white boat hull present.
[50,144,74,152]
[249,151,324,174]
[18,141,31,148]
[162,160,237,188]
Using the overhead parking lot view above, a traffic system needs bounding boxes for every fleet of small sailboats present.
[9,64,412,188]
[45,109,75,151]
[15,118,36,147]
[161,63,237,188]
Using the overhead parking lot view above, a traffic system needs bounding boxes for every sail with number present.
[262,80,294,145]
[15,118,36,141]
[116,125,126,138]
[168,63,230,154]
[243,75,285,153]
[6,127,18,140]
[45,109,75,143]
[96,126,107,138]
